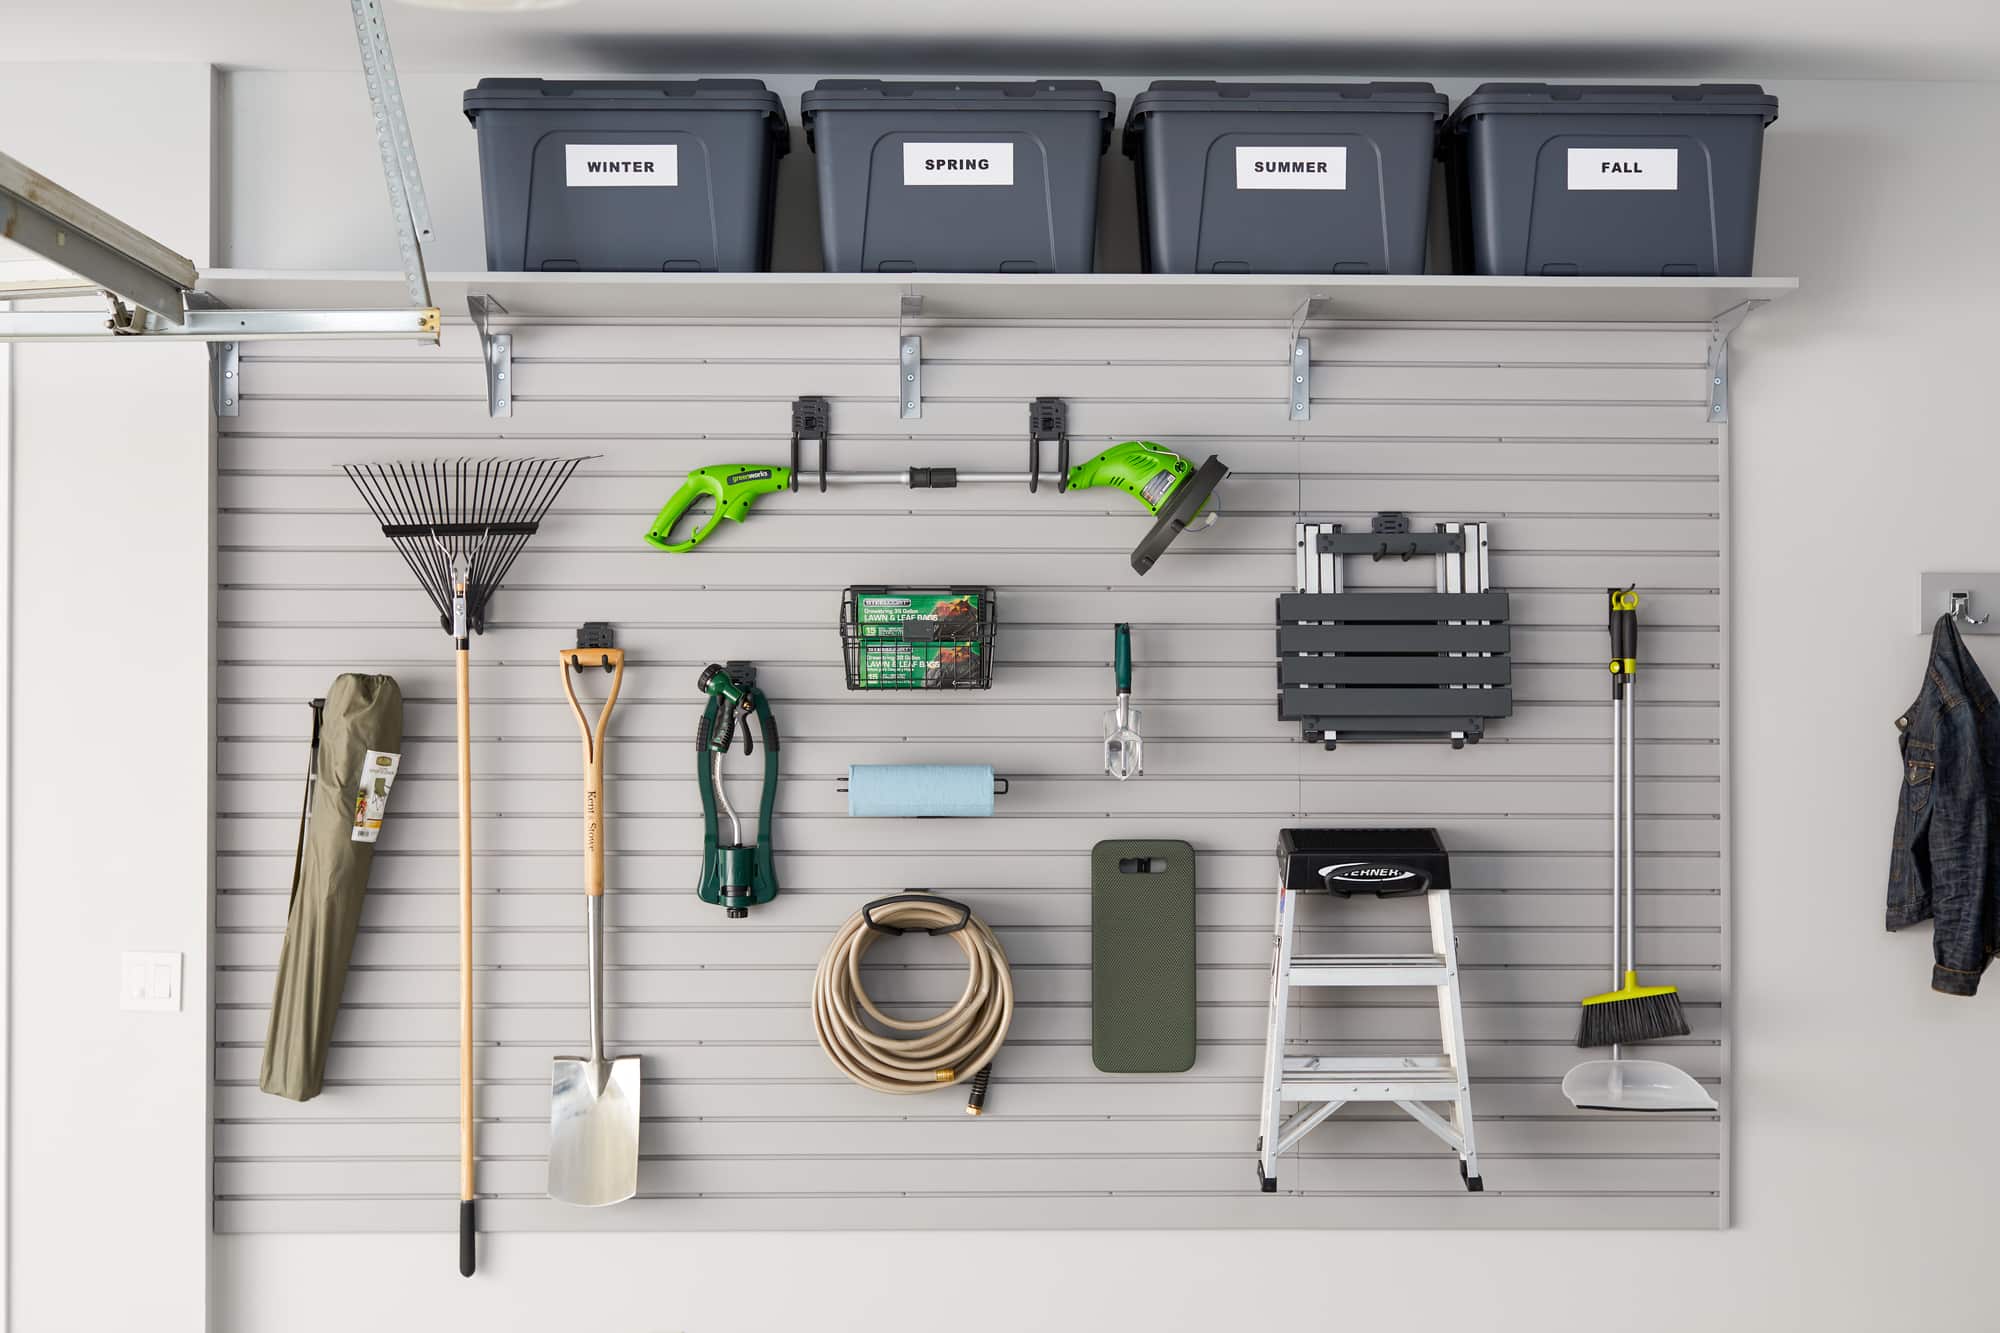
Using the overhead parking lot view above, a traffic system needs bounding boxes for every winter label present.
[1236,146,1348,190]
[565,144,678,187]
[351,750,402,842]
[903,143,1014,186]
[1567,148,1678,190]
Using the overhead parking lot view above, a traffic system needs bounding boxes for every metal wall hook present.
[1951,591,1990,627]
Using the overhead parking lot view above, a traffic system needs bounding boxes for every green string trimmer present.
[644,398,1227,576]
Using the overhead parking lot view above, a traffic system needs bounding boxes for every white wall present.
[8,57,1998,1331]
[2,63,215,1333]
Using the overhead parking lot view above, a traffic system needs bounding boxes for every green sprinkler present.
[695,662,779,919]
[644,400,1226,576]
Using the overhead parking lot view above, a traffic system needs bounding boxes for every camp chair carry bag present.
[259,673,403,1101]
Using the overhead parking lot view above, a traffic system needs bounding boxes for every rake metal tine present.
[349,463,452,628]
[339,453,595,638]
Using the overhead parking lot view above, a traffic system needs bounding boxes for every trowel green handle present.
[1113,623,1131,692]
[645,464,792,552]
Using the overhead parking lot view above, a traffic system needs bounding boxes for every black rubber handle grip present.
[459,1199,476,1277]
[862,893,972,937]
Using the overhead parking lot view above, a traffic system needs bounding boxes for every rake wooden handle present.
[561,648,626,898]
[456,641,476,1277]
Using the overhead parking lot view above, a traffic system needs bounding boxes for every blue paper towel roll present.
[846,764,995,817]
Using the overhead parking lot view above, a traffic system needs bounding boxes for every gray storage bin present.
[1123,81,1447,275]
[1444,83,1778,276]
[800,80,1114,273]
[463,78,788,273]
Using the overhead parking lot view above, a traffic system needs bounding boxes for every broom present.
[343,456,592,1276]
[1577,588,1690,1047]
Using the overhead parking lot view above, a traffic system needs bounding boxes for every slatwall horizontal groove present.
[217,315,1727,1231]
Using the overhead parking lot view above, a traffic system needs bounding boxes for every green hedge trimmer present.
[644,398,1227,576]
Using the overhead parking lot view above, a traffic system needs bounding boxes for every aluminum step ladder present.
[1256,880,1483,1192]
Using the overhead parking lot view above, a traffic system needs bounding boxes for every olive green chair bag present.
[259,674,403,1101]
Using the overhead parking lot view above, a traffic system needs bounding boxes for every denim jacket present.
[1888,615,2000,994]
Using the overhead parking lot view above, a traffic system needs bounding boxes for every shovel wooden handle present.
[561,647,626,898]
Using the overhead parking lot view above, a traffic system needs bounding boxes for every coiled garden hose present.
[810,893,1013,1114]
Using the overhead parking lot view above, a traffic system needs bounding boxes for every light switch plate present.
[121,951,182,1012]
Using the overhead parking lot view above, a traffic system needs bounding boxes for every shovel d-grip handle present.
[561,645,625,898]
[644,464,792,553]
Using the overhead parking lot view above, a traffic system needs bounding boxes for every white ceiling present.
[1,0,1996,81]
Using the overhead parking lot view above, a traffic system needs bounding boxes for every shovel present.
[550,636,641,1206]
[1103,623,1143,780]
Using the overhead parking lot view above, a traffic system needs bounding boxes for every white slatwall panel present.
[213,315,1727,1231]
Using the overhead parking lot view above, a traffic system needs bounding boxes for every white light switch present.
[121,951,182,1012]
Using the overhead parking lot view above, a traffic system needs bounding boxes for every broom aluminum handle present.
[1609,685,1622,988]
[1614,590,1640,984]
[1625,684,1637,983]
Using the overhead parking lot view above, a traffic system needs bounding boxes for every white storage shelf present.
[197,269,1796,326]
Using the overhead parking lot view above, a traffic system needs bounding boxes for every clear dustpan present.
[1563,1057,1717,1113]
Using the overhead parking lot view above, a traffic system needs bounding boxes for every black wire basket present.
[840,586,997,691]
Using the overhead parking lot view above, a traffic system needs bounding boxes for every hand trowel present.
[1103,623,1143,780]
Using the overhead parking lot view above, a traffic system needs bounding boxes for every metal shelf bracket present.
[468,293,511,417]
[1707,299,1763,424]
[1287,294,1327,422]
[899,292,924,420]
[211,340,240,417]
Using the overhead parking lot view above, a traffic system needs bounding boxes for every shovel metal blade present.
[548,1054,642,1206]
